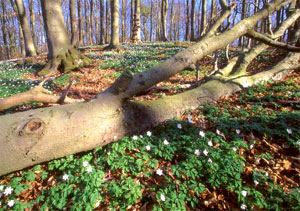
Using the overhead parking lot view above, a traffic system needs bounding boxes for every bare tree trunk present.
[39,0,90,75]
[70,0,78,46]
[0,0,296,176]
[90,0,94,45]
[161,0,168,41]
[9,0,26,57]
[131,0,141,43]
[99,0,104,45]
[121,0,126,43]
[78,0,83,46]
[168,0,174,41]
[29,0,38,53]
[105,0,110,44]
[191,0,195,40]
[15,0,37,57]
[185,0,190,41]
[200,0,207,36]
[107,0,120,49]
[150,0,153,41]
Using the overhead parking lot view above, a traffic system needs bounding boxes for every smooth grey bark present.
[161,0,168,41]
[185,0,190,40]
[39,0,90,75]
[70,0,78,46]
[191,0,196,40]
[107,0,120,48]
[15,0,37,57]
[77,0,83,46]
[99,0,104,45]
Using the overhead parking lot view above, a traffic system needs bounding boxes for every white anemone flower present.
[147,131,152,137]
[156,169,163,176]
[146,145,151,151]
[194,149,200,156]
[62,174,69,181]
[4,187,13,196]
[163,139,169,145]
[7,200,14,207]
[203,149,209,156]
[160,193,166,202]
[241,190,247,197]
[82,161,89,167]
[199,131,205,138]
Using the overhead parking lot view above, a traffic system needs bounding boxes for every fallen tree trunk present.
[0,0,297,176]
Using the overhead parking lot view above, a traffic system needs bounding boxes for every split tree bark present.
[38,0,90,75]
[0,0,298,176]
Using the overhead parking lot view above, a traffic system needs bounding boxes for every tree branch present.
[246,29,300,52]
[0,80,78,112]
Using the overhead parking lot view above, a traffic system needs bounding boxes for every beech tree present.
[106,0,120,49]
[38,0,90,75]
[131,0,141,43]
[0,0,299,176]
[15,0,37,57]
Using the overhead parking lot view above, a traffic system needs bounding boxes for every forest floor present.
[0,42,299,210]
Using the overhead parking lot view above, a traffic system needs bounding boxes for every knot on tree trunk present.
[19,118,45,136]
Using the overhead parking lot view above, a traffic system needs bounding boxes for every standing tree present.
[191,0,196,40]
[185,0,190,40]
[106,0,120,49]
[15,0,37,57]
[99,0,105,45]
[131,0,141,43]
[200,0,207,36]
[70,0,78,46]
[161,0,168,41]
[29,0,38,52]
[39,0,90,75]
[77,0,83,46]
[122,0,127,42]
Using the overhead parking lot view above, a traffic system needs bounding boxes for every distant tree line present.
[0,0,295,60]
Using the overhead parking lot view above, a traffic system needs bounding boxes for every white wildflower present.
[199,131,205,138]
[147,131,152,137]
[236,129,241,134]
[233,147,237,152]
[177,123,182,129]
[254,180,259,186]
[7,200,14,207]
[86,166,93,173]
[62,174,69,181]
[250,144,254,149]
[94,200,100,208]
[203,149,209,156]
[194,149,200,156]
[132,135,138,140]
[208,141,213,147]
[216,129,221,135]
[287,128,292,134]
[265,172,269,176]
[241,190,248,197]
[0,185,4,191]
[160,193,166,202]
[4,186,13,196]
[146,145,151,151]
[156,169,163,176]
[140,135,143,138]
[240,204,247,210]
[82,161,89,167]
[208,158,213,163]
[163,139,169,145]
